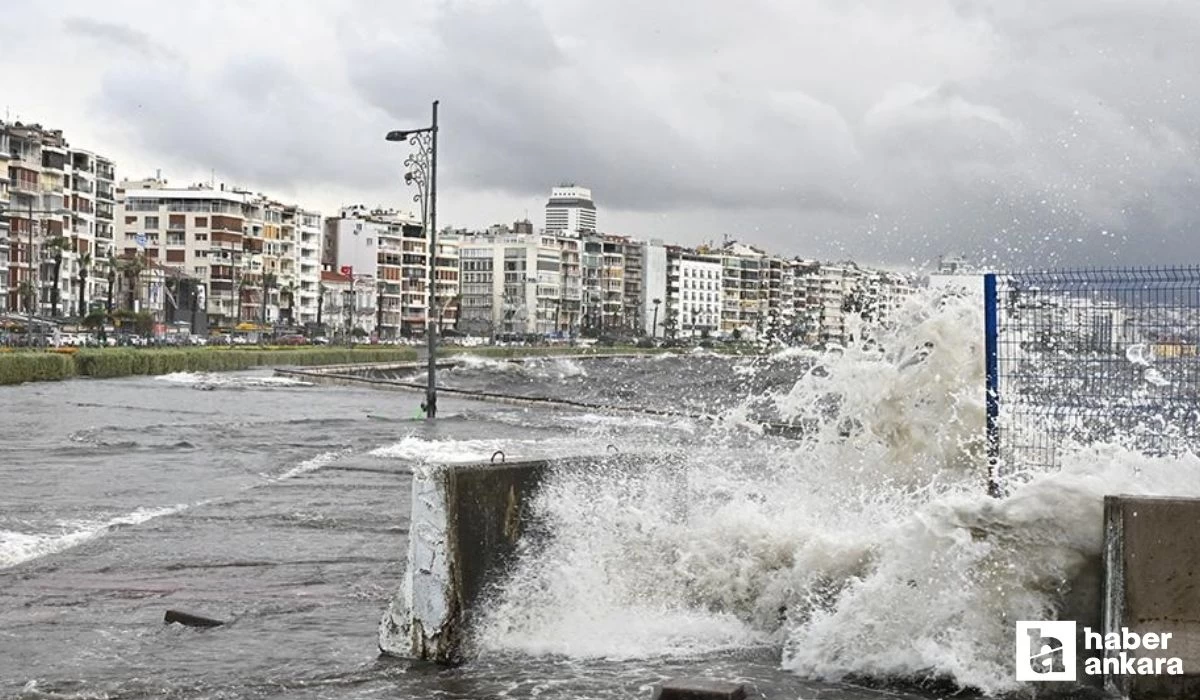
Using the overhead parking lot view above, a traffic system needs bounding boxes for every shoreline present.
[0,346,418,386]
[0,342,766,386]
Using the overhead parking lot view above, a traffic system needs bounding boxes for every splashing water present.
[469,288,1200,695]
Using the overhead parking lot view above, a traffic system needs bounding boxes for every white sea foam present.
[370,436,590,464]
[274,449,347,480]
[0,505,188,570]
[155,372,313,388]
[470,288,1197,693]
[449,355,521,374]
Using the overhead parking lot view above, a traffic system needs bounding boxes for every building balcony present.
[9,178,39,196]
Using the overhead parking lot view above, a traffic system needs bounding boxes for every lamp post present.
[652,298,662,340]
[386,100,439,419]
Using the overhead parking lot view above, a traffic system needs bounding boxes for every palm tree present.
[105,253,117,313]
[48,236,68,318]
[281,282,296,326]
[121,253,146,311]
[77,251,93,319]
[261,271,277,329]
[316,282,326,328]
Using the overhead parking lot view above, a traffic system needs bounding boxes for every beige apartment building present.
[117,177,322,330]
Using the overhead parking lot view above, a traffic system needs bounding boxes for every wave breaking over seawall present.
[466,289,1200,694]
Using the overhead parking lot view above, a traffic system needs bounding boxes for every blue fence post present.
[983,273,1001,497]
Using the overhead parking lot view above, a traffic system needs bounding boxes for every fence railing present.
[985,267,1200,493]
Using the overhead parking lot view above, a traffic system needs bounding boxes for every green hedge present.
[0,347,417,385]
[0,353,77,385]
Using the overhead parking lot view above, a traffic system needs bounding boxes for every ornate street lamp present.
[386,100,440,418]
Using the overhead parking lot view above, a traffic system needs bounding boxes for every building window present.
[145,216,160,229]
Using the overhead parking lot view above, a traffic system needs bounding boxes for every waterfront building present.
[3,121,115,318]
[457,230,562,337]
[116,176,322,332]
[318,267,376,339]
[324,206,456,338]
[666,247,722,338]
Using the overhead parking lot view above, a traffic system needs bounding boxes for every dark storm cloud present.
[66,0,1200,266]
[92,53,395,192]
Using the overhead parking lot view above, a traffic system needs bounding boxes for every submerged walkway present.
[274,355,807,438]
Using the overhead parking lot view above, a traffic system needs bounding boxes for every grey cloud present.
[62,16,178,61]
[59,0,1200,267]
[340,0,1200,266]
[90,53,395,196]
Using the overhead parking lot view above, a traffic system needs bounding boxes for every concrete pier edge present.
[379,452,681,664]
[1102,494,1200,699]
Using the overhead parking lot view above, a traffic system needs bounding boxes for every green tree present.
[316,282,326,328]
[281,282,296,326]
[77,251,93,319]
[16,280,35,315]
[105,253,117,313]
[83,309,107,343]
[48,236,68,318]
[120,253,147,311]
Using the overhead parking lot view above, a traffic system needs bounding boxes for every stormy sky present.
[4,0,1199,269]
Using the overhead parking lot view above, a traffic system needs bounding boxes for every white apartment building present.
[544,184,597,234]
[319,268,376,339]
[3,121,116,319]
[667,248,723,338]
[286,205,323,326]
[324,205,456,338]
[458,232,562,337]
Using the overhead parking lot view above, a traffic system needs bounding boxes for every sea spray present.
[784,446,1200,694]
[469,287,1200,694]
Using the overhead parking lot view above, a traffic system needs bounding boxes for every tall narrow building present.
[544,184,596,235]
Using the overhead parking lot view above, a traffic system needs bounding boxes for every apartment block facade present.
[116,177,323,331]
[457,231,564,337]
[3,121,116,318]
[666,248,723,338]
[0,129,9,308]
[323,206,458,339]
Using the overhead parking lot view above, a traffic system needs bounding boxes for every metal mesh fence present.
[988,267,1200,482]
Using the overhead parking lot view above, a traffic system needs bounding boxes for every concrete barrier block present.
[379,452,681,664]
[651,678,749,700]
[1103,495,1200,699]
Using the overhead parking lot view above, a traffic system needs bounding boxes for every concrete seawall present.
[379,452,679,664]
[1104,495,1200,698]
